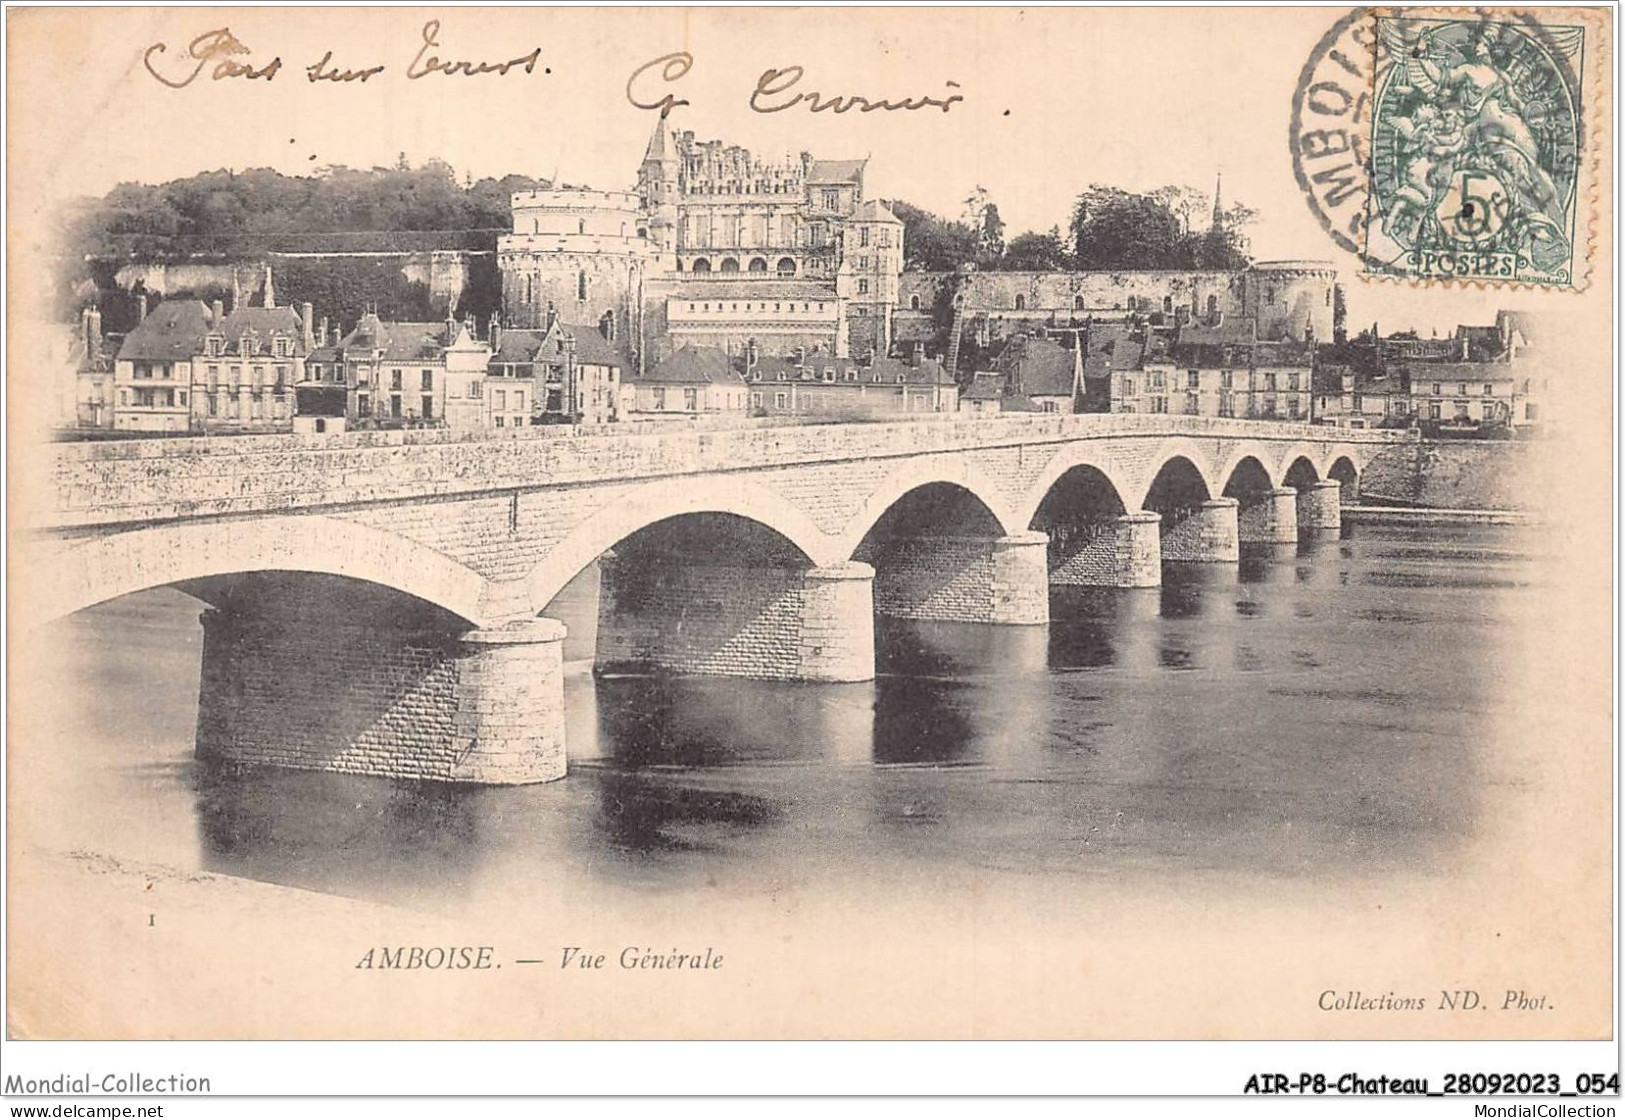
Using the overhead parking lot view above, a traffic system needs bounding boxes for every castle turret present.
[638,117,681,255]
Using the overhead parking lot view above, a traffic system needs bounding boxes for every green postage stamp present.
[1293,7,1600,289]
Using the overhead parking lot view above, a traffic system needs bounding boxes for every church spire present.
[1211,170,1224,231]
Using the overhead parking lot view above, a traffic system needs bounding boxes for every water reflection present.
[36,522,1532,909]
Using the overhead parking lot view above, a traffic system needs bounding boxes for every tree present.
[978,203,1006,265]
[891,201,980,272]
[1332,283,1348,345]
[1069,185,1185,268]
[1000,228,1071,271]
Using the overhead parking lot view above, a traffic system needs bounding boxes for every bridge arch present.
[29,515,492,628]
[1214,444,1282,495]
[1135,439,1221,509]
[1016,446,1136,527]
[1281,452,1321,488]
[836,458,1019,559]
[1221,453,1276,498]
[524,476,839,614]
[1327,453,1361,502]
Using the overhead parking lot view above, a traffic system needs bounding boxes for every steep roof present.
[746,348,950,386]
[1081,324,1145,377]
[640,345,743,385]
[489,328,552,366]
[116,300,212,362]
[989,334,1078,397]
[564,323,630,369]
[342,315,452,363]
[964,372,1006,401]
[850,199,903,225]
[807,158,866,184]
[643,117,675,164]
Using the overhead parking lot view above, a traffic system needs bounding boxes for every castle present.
[497,121,1333,375]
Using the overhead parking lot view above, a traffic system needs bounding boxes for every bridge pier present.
[595,555,876,681]
[1160,498,1240,563]
[1238,487,1299,544]
[196,611,568,785]
[1296,480,1343,531]
[867,533,1049,626]
[1049,511,1162,588]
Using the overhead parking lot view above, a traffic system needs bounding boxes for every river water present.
[25,521,1543,917]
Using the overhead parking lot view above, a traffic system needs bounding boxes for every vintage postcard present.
[3,3,1615,1073]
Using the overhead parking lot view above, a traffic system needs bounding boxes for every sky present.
[8,5,1582,335]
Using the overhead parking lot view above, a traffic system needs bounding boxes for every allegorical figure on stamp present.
[1370,18,1583,281]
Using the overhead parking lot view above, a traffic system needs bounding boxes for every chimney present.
[794,345,805,367]
[490,311,502,351]
[262,264,275,309]
[212,299,225,328]
[545,301,559,332]
[911,341,924,368]
[746,337,759,371]
[301,303,315,350]
[136,292,148,322]
[231,270,242,313]
[87,306,103,359]
[318,316,329,346]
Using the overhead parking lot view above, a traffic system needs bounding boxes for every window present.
[860,227,870,247]
[823,189,838,209]
[420,370,433,391]
[494,390,507,410]
[229,365,242,387]
[1265,286,1276,305]
[390,394,402,418]
[1483,383,1494,396]
[206,393,217,417]
[421,395,434,419]
[358,394,371,417]
[577,271,588,301]
[1353,393,1364,413]
[1455,402,1470,421]
[495,415,505,427]
[1014,295,1026,310]
[252,366,265,388]
[858,279,870,295]
[207,365,219,388]
[391,370,403,391]
[1150,372,1165,392]
[1428,400,1441,420]
[470,382,482,398]
[1151,396,1168,414]
[910,295,921,310]
[274,366,289,390]
[751,392,762,409]
[775,391,787,408]
[1525,403,1539,421]
[683,388,698,410]
[1075,295,1086,311]
[1187,370,1200,390]
[1162,295,1173,313]
[1221,371,1233,389]
[1457,382,1467,396]
[1122,376,1136,395]
[653,388,666,410]
[1431,382,1441,395]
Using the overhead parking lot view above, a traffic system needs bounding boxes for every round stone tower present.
[1244,260,1336,343]
[498,189,660,338]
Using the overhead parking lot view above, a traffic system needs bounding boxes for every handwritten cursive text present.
[143,27,282,89]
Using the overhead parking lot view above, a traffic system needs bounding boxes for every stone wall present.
[196,611,566,783]
[595,558,873,681]
[862,533,1048,624]
[1361,440,1549,511]
[1049,513,1160,587]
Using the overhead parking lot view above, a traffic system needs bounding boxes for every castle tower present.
[638,117,681,256]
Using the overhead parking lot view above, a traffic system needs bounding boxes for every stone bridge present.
[18,415,1404,784]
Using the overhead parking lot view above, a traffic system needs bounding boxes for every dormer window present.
[207,336,224,357]
[895,373,905,384]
